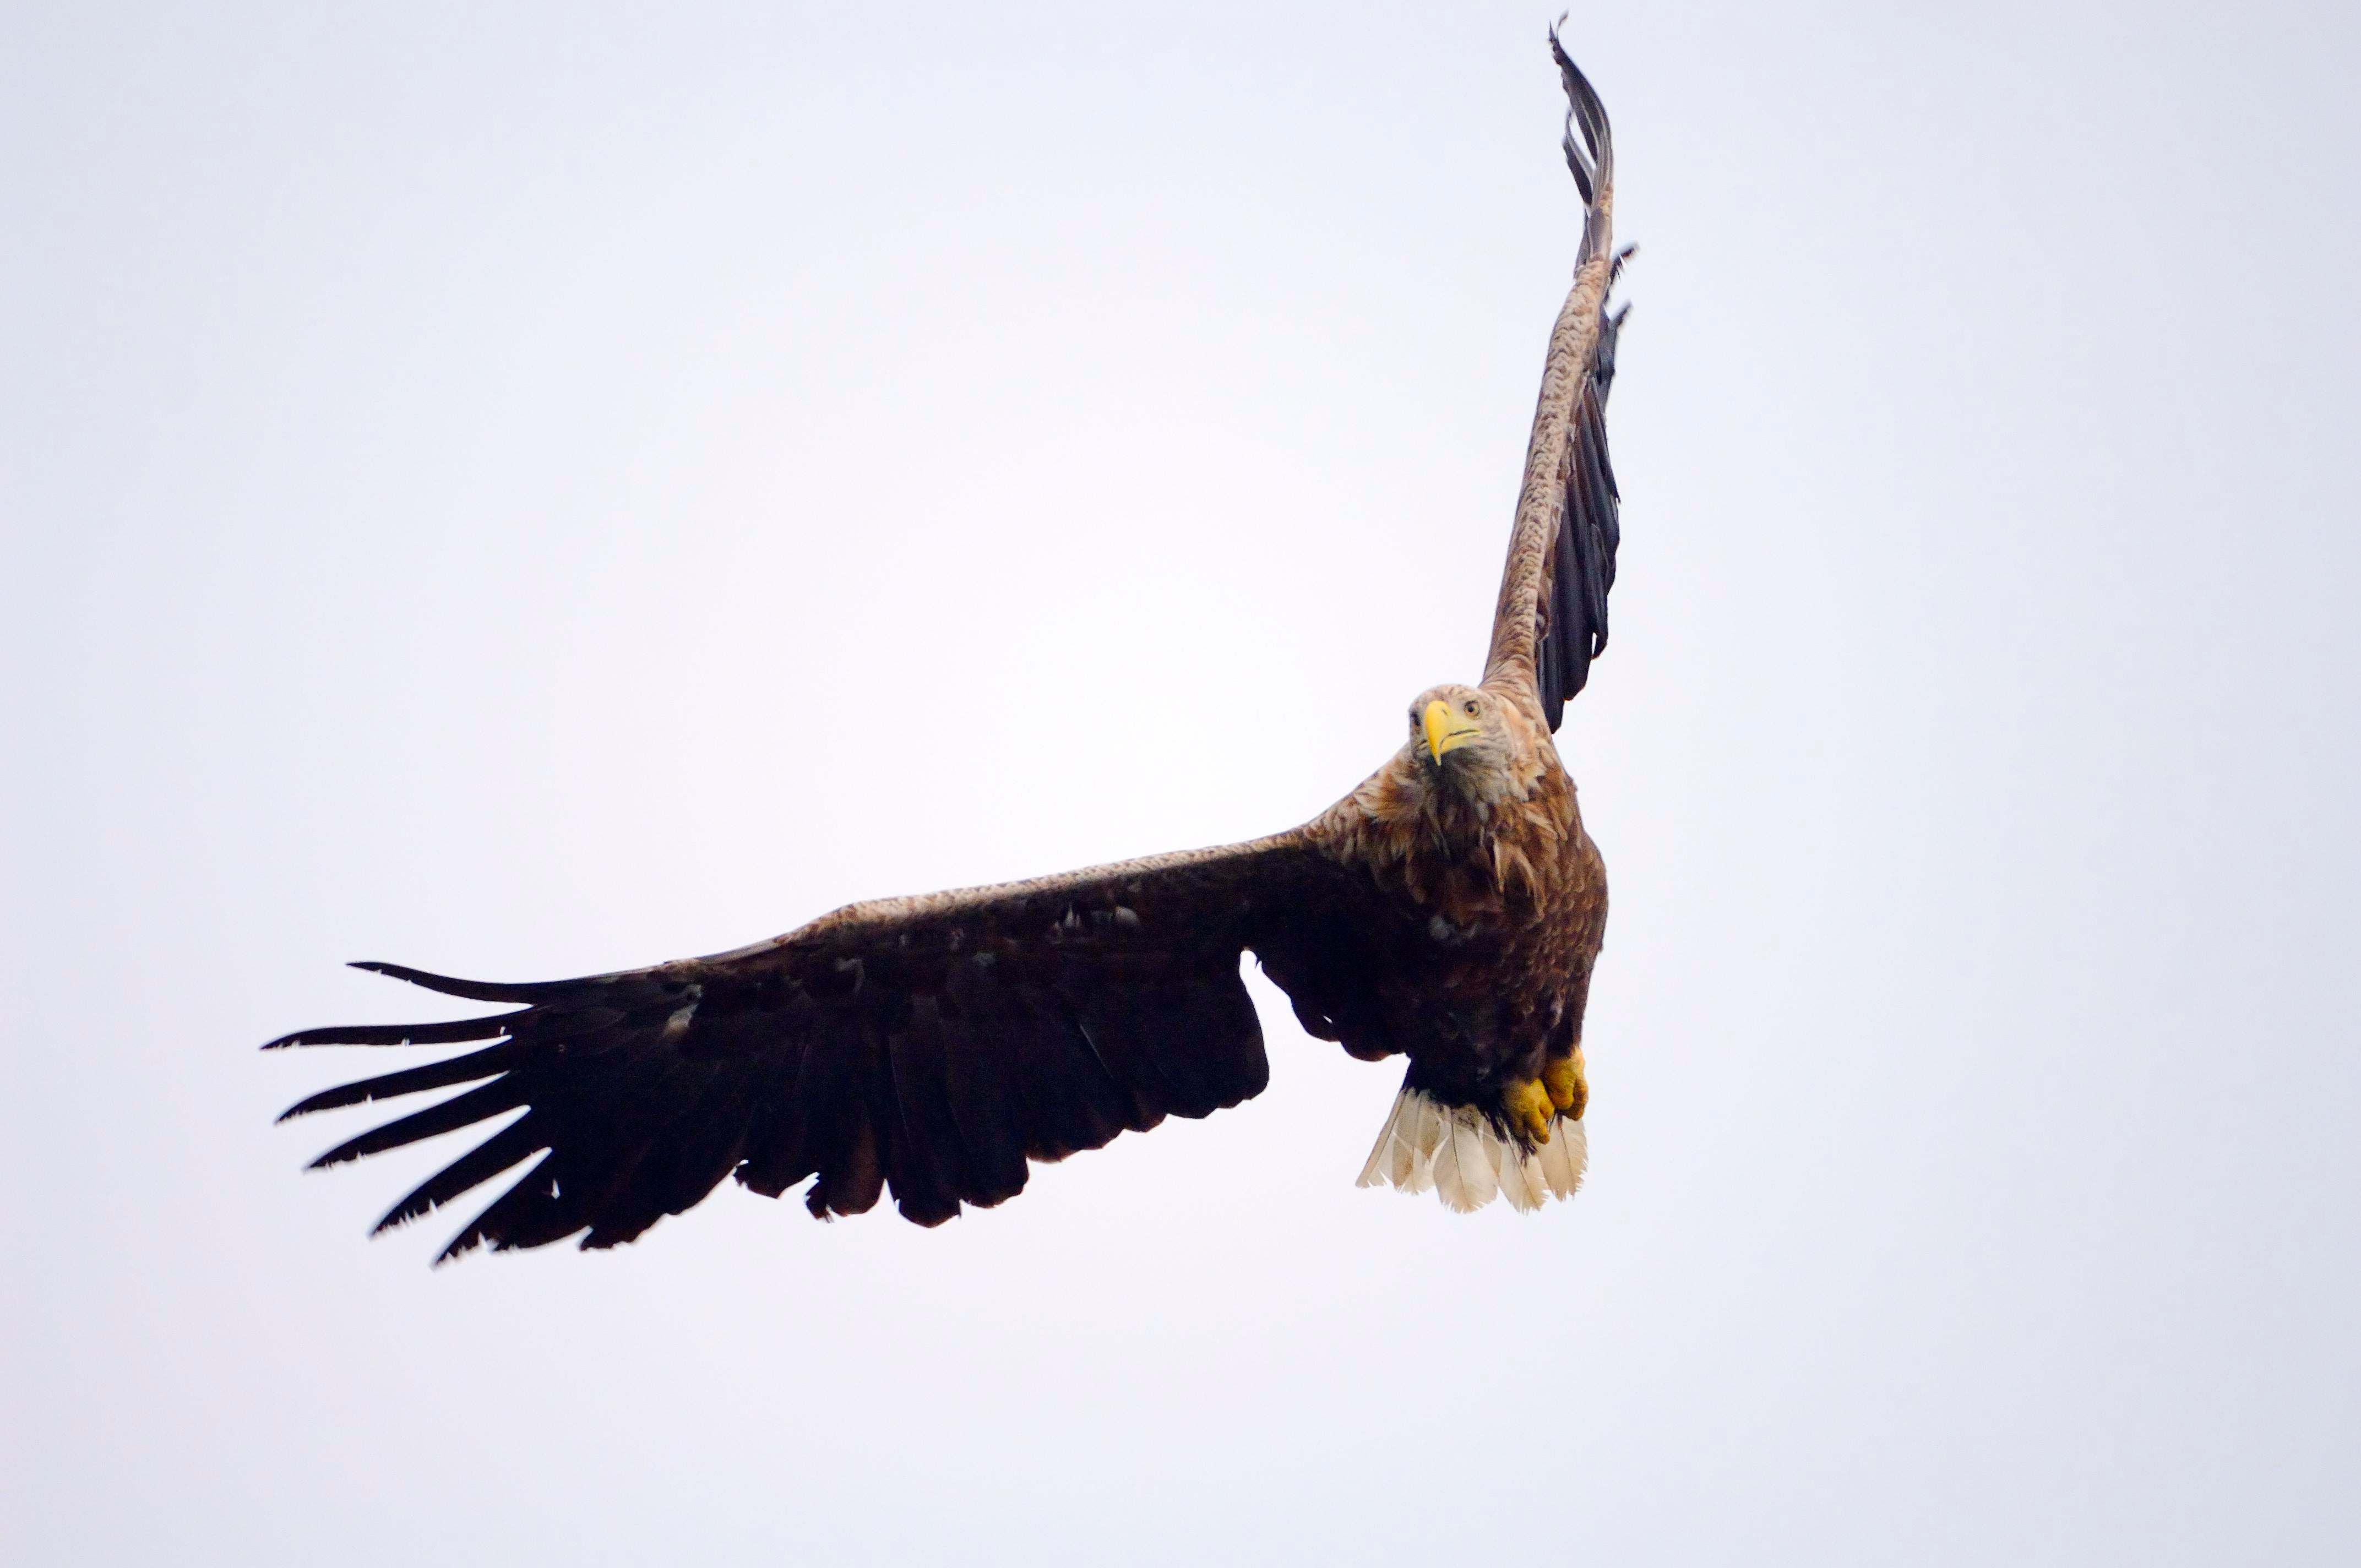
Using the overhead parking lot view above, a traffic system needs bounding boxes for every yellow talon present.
[1543,1049,1588,1120]
[1504,1078,1554,1144]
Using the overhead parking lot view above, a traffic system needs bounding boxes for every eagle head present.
[1407,683,1528,803]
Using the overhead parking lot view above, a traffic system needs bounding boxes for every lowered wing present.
[269,834,1400,1259]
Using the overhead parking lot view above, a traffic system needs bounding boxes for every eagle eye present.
[1463,700,1479,716]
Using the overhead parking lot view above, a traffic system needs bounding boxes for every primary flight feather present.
[268,31,1632,1259]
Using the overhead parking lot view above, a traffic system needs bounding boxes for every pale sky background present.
[7,3,2358,1563]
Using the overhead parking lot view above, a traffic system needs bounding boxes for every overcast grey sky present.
[7,3,2358,1564]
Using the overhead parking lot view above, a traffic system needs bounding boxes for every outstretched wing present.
[268,834,1399,1259]
[1483,31,1630,732]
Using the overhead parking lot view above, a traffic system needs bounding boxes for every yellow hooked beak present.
[1423,699,1481,764]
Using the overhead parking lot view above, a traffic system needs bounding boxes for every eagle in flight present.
[269,32,1631,1260]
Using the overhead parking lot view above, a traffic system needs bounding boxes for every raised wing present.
[1483,31,1630,732]
[268,834,1399,1259]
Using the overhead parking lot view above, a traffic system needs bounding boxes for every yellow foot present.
[1543,1048,1589,1121]
[1503,1078,1554,1145]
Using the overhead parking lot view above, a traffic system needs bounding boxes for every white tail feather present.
[1538,1115,1587,1200]
[1357,1094,1409,1188]
[1356,1086,1586,1212]
[1407,1094,1443,1193]
[1444,1110,1499,1212]
[1502,1142,1547,1213]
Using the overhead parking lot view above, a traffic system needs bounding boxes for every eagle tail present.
[1354,1085,1585,1213]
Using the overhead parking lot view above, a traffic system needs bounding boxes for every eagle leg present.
[1504,1077,1555,1146]
[1543,1048,1588,1121]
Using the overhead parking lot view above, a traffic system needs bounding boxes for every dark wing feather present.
[269,834,1392,1259]
[1486,30,1630,732]
[1535,293,1629,729]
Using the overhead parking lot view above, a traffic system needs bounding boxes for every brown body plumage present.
[266,32,1631,1256]
[1309,679,1604,1117]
